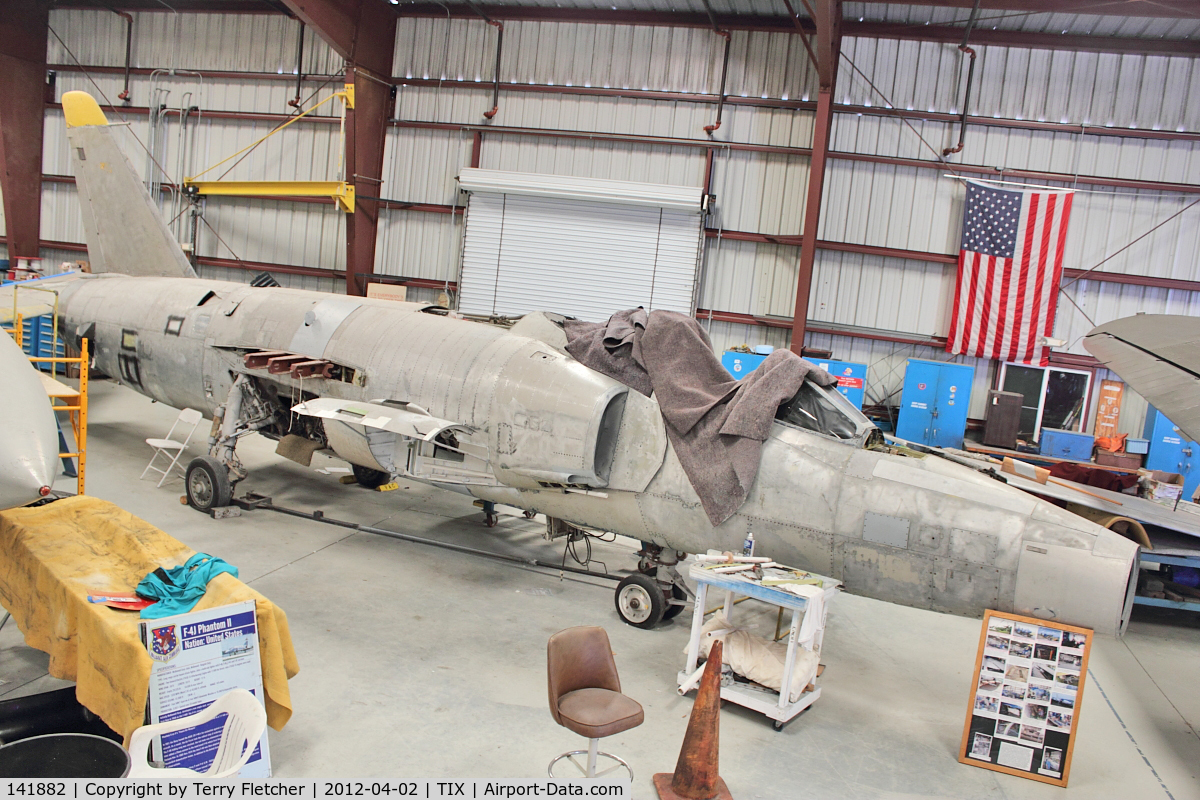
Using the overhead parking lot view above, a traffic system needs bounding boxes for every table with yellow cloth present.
[0,495,299,743]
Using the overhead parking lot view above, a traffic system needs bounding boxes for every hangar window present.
[455,169,706,323]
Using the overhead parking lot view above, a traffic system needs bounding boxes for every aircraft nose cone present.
[0,446,57,511]
[0,333,60,511]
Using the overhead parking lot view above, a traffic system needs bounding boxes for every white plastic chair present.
[140,407,205,487]
[127,688,267,780]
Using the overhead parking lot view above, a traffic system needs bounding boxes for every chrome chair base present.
[548,738,633,781]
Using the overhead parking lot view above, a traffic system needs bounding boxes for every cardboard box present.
[1140,469,1184,506]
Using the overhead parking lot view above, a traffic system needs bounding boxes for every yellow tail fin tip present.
[62,91,109,128]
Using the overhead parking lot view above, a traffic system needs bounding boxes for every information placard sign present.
[958,610,1091,787]
[140,600,272,778]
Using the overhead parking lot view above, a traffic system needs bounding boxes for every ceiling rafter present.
[49,2,1200,57]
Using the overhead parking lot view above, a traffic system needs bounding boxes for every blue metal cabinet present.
[20,314,65,372]
[1039,428,1095,461]
[812,358,868,409]
[721,351,767,380]
[1143,407,1200,502]
[896,359,975,450]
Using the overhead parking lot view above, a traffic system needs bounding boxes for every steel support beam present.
[862,0,1199,19]
[791,0,839,355]
[345,66,393,295]
[0,1,50,263]
[850,21,1200,58]
[280,0,396,295]
[46,3,1200,57]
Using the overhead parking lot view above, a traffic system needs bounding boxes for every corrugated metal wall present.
[10,9,1196,430]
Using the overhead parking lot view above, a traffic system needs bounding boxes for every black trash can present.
[0,733,130,778]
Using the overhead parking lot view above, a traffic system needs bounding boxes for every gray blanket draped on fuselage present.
[564,308,836,526]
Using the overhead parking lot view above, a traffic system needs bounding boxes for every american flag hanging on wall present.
[946,180,1075,366]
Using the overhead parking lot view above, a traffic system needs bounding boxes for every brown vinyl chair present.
[547,626,644,780]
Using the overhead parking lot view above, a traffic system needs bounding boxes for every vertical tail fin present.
[62,91,196,278]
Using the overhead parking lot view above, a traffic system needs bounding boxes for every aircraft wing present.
[1083,314,1200,443]
[292,398,497,486]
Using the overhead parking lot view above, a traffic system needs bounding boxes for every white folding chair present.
[127,688,267,780]
[140,407,205,487]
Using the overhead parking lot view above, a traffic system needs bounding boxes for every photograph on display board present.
[986,634,1010,652]
[1034,644,1057,662]
[1031,662,1056,682]
[1001,683,1026,701]
[958,610,1093,787]
[1005,664,1030,682]
[1027,684,1051,703]
[1013,622,1036,639]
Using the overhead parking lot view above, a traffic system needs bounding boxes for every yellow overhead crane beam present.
[184,181,355,213]
[183,85,356,213]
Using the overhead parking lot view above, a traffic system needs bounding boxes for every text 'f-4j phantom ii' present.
[50,91,1139,635]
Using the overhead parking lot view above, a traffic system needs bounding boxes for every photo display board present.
[958,610,1092,787]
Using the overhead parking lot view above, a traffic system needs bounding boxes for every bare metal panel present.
[1085,314,1200,444]
[288,298,364,358]
[949,529,999,565]
[912,525,945,555]
[863,512,910,549]
[841,541,934,609]
[1013,541,1134,635]
[931,559,1003,616]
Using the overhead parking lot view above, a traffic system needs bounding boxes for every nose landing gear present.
[613,543,690,628]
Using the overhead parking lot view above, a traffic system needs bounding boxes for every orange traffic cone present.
[653,639,733,800]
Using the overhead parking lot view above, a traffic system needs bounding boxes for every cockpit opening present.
[775,380,866,440]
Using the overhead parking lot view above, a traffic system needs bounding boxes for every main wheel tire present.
[352,464,389,488]
[186,456,232,511]
[662,583,689,621]
[614,574,666,629]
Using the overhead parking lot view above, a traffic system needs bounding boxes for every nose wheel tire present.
[185,456,232,511]
[615,574,666,629]
[351,464,390,489]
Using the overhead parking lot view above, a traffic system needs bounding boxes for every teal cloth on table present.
[137,553,239,619]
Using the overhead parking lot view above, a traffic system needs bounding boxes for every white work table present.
[679,560,841,730]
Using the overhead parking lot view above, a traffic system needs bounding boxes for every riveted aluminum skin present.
[51,90,1140,636]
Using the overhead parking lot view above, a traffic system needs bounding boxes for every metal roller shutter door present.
[457,172,705,323]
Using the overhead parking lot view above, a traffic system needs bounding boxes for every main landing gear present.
[613,543,690,629]
[185,375,277,513]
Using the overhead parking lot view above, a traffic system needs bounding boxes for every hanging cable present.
[840,51,960,173]
[780,0,820,73]
[1061,197,1200,293]
[47,26,179,189]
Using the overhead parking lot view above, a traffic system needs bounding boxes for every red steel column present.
[0,1,50,263]
[281,0,396,296]
[790,0,840,355]
[345,63,393,296]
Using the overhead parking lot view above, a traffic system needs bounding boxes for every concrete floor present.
[4,379,1199,799]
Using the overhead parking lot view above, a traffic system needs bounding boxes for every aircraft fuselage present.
[57,274,1139,635]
